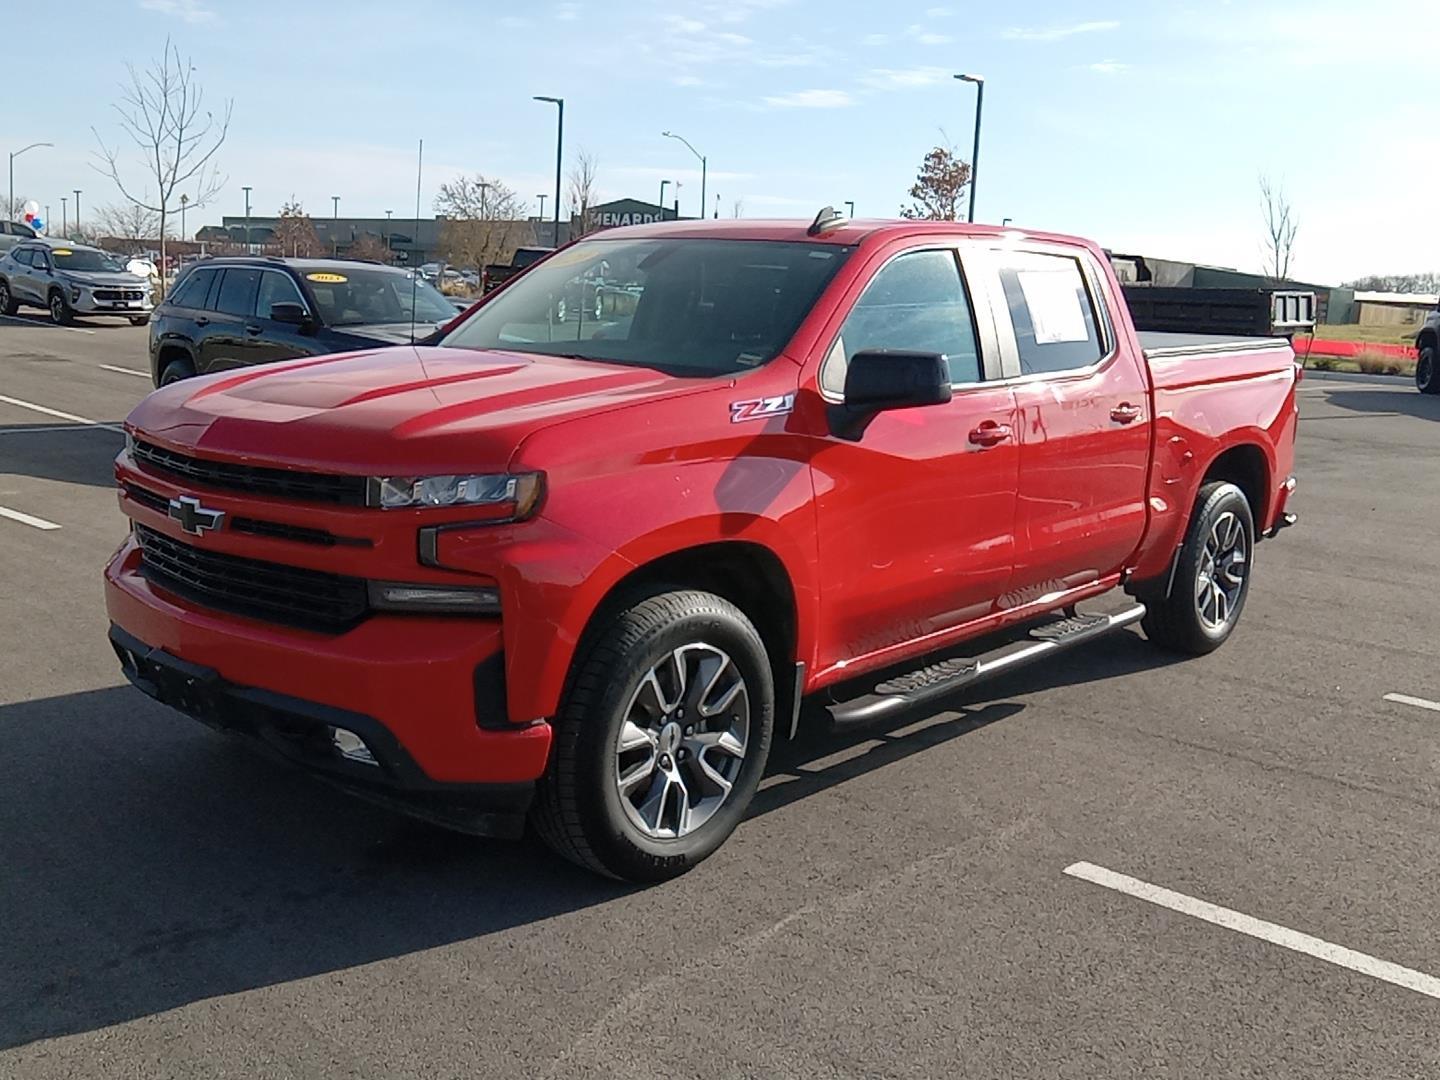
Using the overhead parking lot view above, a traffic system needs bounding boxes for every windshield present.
[50,248,126,273]
[440,237,851,377]
[301,267,457,327]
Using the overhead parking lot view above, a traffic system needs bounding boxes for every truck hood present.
[128,345,690,475]
[65,270,149,288]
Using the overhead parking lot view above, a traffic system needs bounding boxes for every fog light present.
[329,725,378,767]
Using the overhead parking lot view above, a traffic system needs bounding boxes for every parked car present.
[480,245,552,294]
[106,214,1299,882]
[147,256,460,386]
[0,219,37,253]
[0,239,154,325]
[1415,309,1439,394]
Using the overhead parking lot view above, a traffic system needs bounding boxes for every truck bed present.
[1138,331,1292,359]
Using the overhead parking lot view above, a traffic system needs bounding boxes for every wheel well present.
[1202,444,1268,523]
[157,344,194,371]
[1419,329,1436,352]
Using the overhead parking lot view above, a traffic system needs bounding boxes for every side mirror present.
[270,301,311,327]
[829,350,952,440]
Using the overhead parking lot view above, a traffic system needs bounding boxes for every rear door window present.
[995,252,1104,375]
[213,268,261,317]
[11,247,33,267]
[169,267,216,310]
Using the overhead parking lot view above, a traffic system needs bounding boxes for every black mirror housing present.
[829,350,952,440]
[270,301,310,326]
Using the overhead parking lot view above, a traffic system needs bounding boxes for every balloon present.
[22,200,39,216]
[23,212,34,222]
[30,218,42,232]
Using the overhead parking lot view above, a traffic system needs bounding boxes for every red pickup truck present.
[105,214,1299,881]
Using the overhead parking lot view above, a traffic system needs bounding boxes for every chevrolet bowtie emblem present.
[167,495,225,536]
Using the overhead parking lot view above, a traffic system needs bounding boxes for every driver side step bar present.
[824,604,1148,730]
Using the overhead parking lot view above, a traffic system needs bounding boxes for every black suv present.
[149,257,462,386]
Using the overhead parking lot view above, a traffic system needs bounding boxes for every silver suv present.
[0,238,154,325]
[0,219,38,252]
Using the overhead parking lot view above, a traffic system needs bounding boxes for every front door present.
[988,246,1151,606]
[249,269,322,365]
[809,245,1019,675]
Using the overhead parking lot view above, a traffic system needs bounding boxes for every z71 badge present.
[729,393,796,423]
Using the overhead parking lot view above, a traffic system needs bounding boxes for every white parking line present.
[98,363,149,379]
[1065,861,1440,1001]
[0,424,118,436]
[0,394,124,433]
[1384,693,1440,714]
[0,313,95,334]
[0,505,62,531]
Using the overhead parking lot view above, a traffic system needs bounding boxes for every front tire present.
[1417,344,1439,395]
[49,290,73,325]
[1141,481,1255,655]
[533,589,775,882]
[159,357,195,386]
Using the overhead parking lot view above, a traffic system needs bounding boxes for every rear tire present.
[159,357,195,386]
[1141,481,1255,656]
[1417,344,1439,395]
[532,588,775,882]
[0,279,16,316]
[48,290,73,325]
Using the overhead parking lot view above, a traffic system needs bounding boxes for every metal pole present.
[533,97,564,247]
[954,73,984,224]
[5,142,51,222]
[181,194,188,242]
[61,196,67,234]
[662,132,706,219]
[385,209,392,252]
[74,189,81,231]
[332,195,340,255]
[845,200,855,217]
[537,194,546,224]
[242,185,251,252]
[700,157,706,221]
[659,180,669,219]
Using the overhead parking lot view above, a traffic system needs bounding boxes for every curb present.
[1302,369,1414,386]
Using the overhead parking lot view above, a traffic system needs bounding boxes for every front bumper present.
[105,536,552,795]
[71,289,153,315]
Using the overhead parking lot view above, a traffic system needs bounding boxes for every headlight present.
[367,581,501,614]
[367,471,543,518]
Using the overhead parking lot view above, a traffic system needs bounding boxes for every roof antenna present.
[409,137,423,346]
[807,205,845,236]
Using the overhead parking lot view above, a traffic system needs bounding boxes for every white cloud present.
[138,0,215,22]
[665,14,707,33]
[1003,20,1120,42]
[1089,59,1130,75]
[762,88,855,108]
[861,66,952,90]
[556,2,579,21]
[913,31,952,45]
[925,6,953,16]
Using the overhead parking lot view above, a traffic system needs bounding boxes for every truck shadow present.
[0,423,126,490]
[1,630,1176,1050]
[1318,387,1440,421]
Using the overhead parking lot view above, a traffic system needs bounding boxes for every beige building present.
[1354,290,1439,328]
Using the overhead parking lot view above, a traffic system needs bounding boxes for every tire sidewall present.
[0,280,10,312]
[49,291,69,324]
[1176,482,1255,648]
[160,359,194,386]
[1419,346,1437,394]
[570,603,774,879]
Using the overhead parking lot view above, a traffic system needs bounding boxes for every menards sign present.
[590,199,682,229]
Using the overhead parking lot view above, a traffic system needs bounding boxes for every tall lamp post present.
[536,194,547,225]
[331,195,340,255]
[7,141,52,222]
[180,193,189,242]
[242,185,252,251]
[658,179,670,219]
[844,200,855,217]
[73,189,82,232]
[533,96,563,246]
[661,130,706,220]
[954,73,984,224]
[385,208,393,253]
[60,195,67,234]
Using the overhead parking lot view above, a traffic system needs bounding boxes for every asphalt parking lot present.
[4,312,1440,1078]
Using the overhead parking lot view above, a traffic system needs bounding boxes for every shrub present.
[1310,355,1339,371]
[1355,351,1389,374]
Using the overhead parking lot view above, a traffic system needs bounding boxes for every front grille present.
[122,482,169,514]
[95,288,145,302]
[135,524,369,633]
[123,481,371,549]
[132,439,369,507]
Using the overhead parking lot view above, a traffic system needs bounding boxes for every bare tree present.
[348,233,391,263]
[434,173,527,269]
[1260,175,1299,281]
[96,201,160,240]
[92,37,232,285]
[271,198,323,257]
[4,194,33,220]
[567,148,600,237]
[901,145,971,221]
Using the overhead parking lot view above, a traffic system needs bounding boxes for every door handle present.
[968,421,1013,447]
[194,316,210,326]
[244,323,262,335]
[1110,403,1142,424]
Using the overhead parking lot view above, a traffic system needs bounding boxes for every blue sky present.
[4,0,1436,282]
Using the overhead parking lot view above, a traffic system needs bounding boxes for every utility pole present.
[242,185,252,252]
[954,73,985,224]
[73,189,82,232]
[331,195,340,256]
[60,196,67,235]
[662,131,706,220]
[845,200,855,217]
[533,96,564,247]
[659,179,670,218]
[180,193,189,242]
[385,208,393,252]
[7,141,52,222]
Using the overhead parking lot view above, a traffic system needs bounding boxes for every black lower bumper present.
[108,624,533,838]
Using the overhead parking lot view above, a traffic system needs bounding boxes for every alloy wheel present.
[613,642,750,840]
[1195,510,1247,630]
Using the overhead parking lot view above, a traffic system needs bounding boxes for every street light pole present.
[534,96,564,247]
[385,208,393,252]
[60,196,67,234]
[73,189,82,232]
[242,185,252,251]
[954,73,984,224]
[845,200,855,217]
[7,141,52,222]
[536,194,547,225]
[661,131,706,219]
[180,193,189,242]
[331,195,340,255]
[658,180,669,219]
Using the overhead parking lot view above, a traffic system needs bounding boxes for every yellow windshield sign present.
[306,272,347,283]
[52,248,73,256]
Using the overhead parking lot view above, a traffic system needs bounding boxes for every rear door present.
[986,244,1151,605]
[198,267,262,372]
[809,243,1020,672]
[7,247,37,300]
[17,246,50,302]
